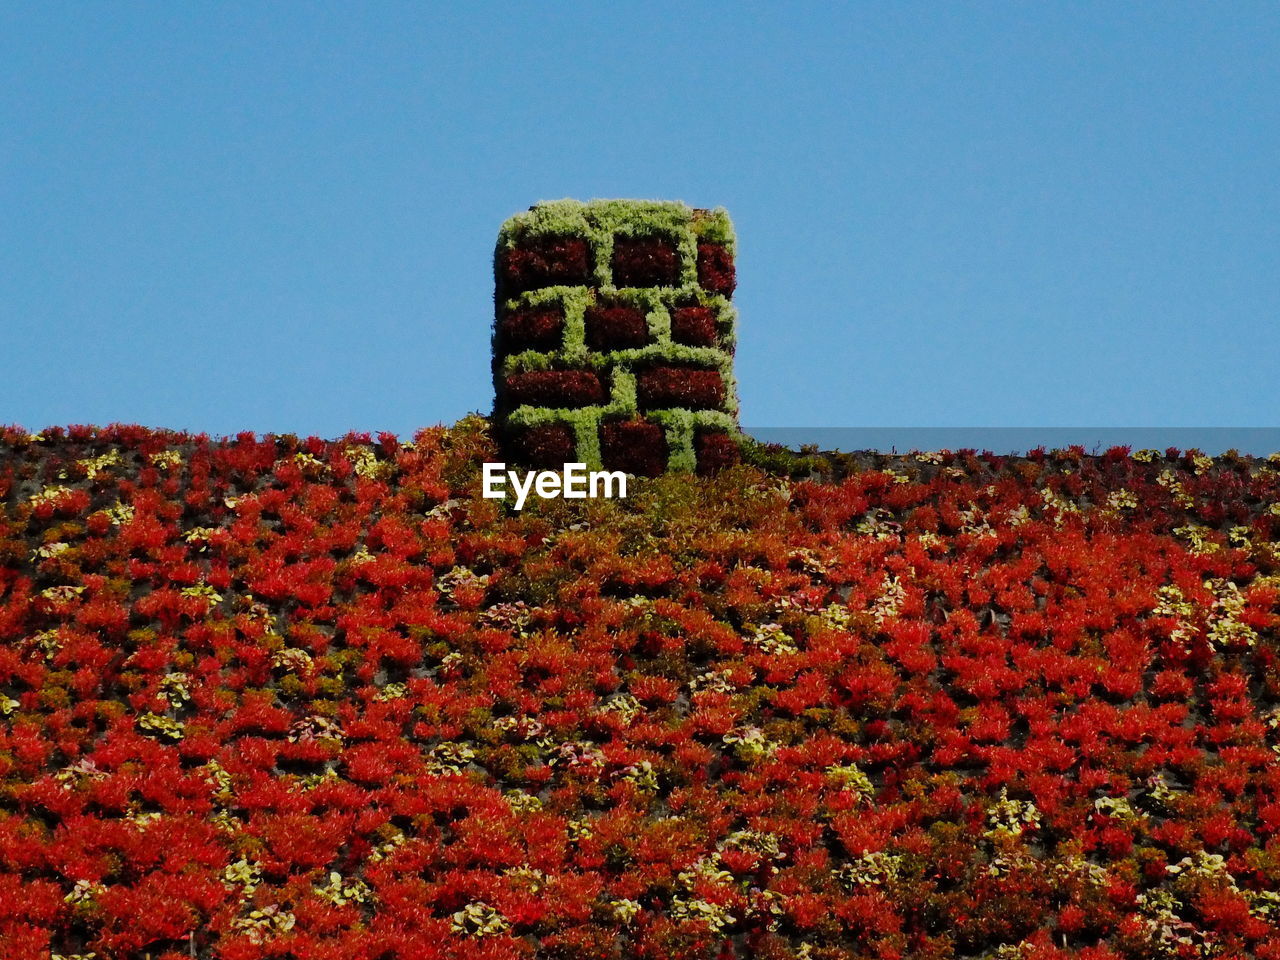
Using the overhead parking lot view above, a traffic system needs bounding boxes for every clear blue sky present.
[3,3,1278,443]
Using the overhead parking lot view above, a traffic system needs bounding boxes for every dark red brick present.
[637,366,725,411]
[670,306,718,347]
[611,236,681,287]
[498,307,564,352]
[600,418,667,477]
[512,423,577,468]
[504,370,605,408]
[500,236,592,295]
[695,431,740,475]
[696,243,735,296]
[585,304,649,351]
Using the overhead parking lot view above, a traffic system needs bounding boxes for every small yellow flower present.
[375,681,408,701]
[670,896,733,933]
[1106,489,1138,511]
[1172,525,1220,555]
[28,485,75,507]
[181,582,223,604]
[103,501,134,525]
[826,763,875,802]
[451,901,509,937]
[292,451,327,473]
[204,760,233,794]
[609,898,641,923]
[723,725,774,760]
[40,585,85,602]
[78,450,123,480]
[149,450,183,470]
[64,878,104,905]
[504,791,542,813]
[159,672,192,704]
[427,741,475,774]
[746,622,798,656]
[314,870,371,906]
[348,445,395,479]
[184,527,218,549]
[137,712,185,740]
[31,542,71,560]
[232,904,295,944]
[834,851,902,887]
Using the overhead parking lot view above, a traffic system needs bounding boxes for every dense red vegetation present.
[696,244,735,296]
[637,367,726,411]
[610,238,681,288]
[499,308,565,353]
[694,431,741,475]
[670,307,719,348]
[1,422,1279,960]
[584,305,650,352]
[504,372,606,408]
[510,424,578,470]
[499,238,593,295]
[598,418,669,478]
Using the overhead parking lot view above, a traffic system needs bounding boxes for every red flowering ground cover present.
[1,420,1280,960]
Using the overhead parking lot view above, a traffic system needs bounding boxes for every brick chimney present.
[493,199,742,475]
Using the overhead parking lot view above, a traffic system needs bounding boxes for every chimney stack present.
[493,199,743,475]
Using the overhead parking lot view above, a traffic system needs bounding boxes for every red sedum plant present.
[1,422,1279,959]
